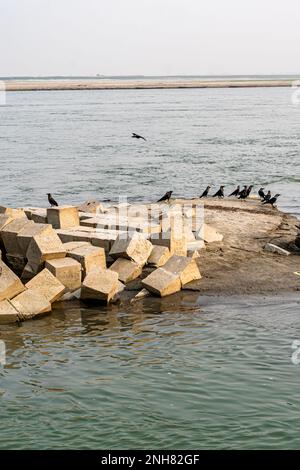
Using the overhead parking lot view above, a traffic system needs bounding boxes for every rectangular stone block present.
[47,206,80,229]
[150,229,187,257]
[0,299,19,324]
[25,268,65,303]
[1,218,32,254]
[81,269,119,303]
[10,289,51,320]
[26,225,66,272]
[0,207,26,218]
[78,200,105,214]
[17,223,51,256]
[63,241,90,252]
[56,229,93,244]
[67,244,106,277]
[163,255,201,286]
[45,258,82,292]
[6,254,26,276]
[141,268,181,297]
[0,214,14,231]
[109,258,142,283]
[31,209,47,224]
[196,223,223,243]
[109,233,153,266]
[148,245,171,267]
[0,259,26,301]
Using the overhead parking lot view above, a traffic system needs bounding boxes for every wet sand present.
[4,78,296,92]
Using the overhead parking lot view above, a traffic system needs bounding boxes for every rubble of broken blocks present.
[0,200,224,325]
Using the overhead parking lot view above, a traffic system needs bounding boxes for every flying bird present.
[47,193,59,207]
[199,186,211,198]
[157,191,173,203]
[212,186,225,198]
[228,185,240,197]
[132,133,146,141]
[262,194,280,208]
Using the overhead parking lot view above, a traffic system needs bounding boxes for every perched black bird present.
[212,186,225,198]
[132,132,146,141]
[262,194,280,207]
[238,186,248,199]
[199,186,211,198]
[157,191,173,203]
[228,185,240,197]
[262,190,271,202]
[258,188,265,199]
[47,193,59,207]
[246,185,254,197]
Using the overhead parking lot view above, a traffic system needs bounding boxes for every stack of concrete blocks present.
[0,200,224,324]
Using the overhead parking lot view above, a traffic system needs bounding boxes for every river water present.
[0,87,300,449]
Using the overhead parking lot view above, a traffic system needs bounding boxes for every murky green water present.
[1,293,300,449]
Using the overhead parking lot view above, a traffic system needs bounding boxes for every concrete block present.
[0,214,14,231]
[0,259,26,301]
[196,223,223,243]
[141,268,181,297]
[6,254,26,276]
[0,299,20,324]
[26,225,66,272]
[67,244,106,277]
[47,206,80,229]
[148,245,171,267]
[31,209,47,224]
[150,229,187,257]
[25,268,65,303]
[109,258,142,283]
[109,233,153,266]
[1,218,32,254]
[131,288,151,303]
[78,200,105,214]
[187,240,205,251]
[10,289,51,321]
[264,243,290,256]
[45,258,82,292]
[62,241,90,252]
[187,249,201,259]
[0,207,26,219]
[21,262,37,282]
[56,229,93,244]
[17,223,51,256]
[81,269,119,303]
[163,255,201,286]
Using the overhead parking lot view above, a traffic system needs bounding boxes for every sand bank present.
[4,78,296,92]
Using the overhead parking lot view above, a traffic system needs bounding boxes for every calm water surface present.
[0,88,299,449]
[1,294,300,450]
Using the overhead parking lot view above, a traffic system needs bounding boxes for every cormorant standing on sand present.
[246,185,254,197]
[200,186,211,198]
[262,194,280,208]
[47,193,59,207]
[258,188,265,199]
[262,190,271,202]
[157,191,173,203]
[238,186,248,199]
[132,133,146,141]
[228,185,240,197]
[212,186,225,198]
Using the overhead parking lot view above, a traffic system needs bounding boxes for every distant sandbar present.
[4,78,296,92]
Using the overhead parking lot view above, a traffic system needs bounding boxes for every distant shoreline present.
[4,78,297,91]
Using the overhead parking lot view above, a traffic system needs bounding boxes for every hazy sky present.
[1,0,300,76]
